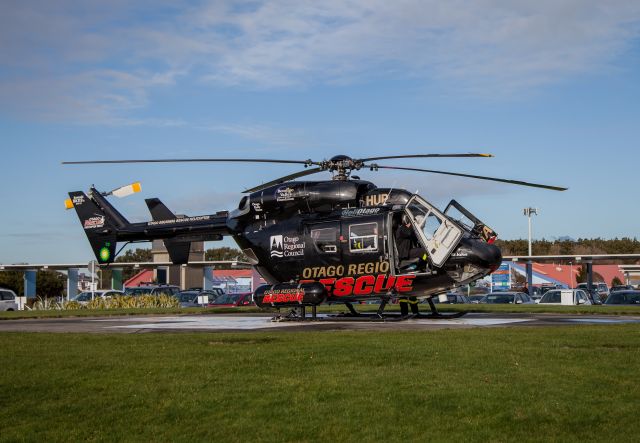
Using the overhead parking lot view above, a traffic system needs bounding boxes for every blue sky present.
[1,1,640,263]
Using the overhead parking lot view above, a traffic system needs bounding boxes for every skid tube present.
[270,297,466,322]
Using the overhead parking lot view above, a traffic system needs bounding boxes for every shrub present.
[30,294,179,310]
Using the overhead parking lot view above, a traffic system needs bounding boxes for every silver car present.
[0,288,18,311]
[479,292,536,304]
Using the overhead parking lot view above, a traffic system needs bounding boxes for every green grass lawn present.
[1,325,639,442]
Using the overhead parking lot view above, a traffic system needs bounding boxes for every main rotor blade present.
[372,165,568,191]
[358,153,493,162]
[62,158,320,166]
[243,167,324,193]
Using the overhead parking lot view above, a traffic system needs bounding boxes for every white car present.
[537,289,591,306]
[0,288,18,311]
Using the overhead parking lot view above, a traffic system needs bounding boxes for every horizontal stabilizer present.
[146,198,176,221]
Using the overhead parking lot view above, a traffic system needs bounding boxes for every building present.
[150,240,204,289]
[492,261,626,289]
[210,269,266,293]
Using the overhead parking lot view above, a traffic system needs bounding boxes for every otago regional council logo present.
[270,235,283,258]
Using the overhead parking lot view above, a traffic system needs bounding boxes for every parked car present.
[0,288,18,311]
[538,289,592,306]
[124,285,181,297]
[610,285,634,293]
[604,290,640,305]
[432,293,471,304]
[176,290,222,308]
[209,292,254,307]
[576,283,609,302]
[468,294,486,304]
[187,287,226,298]
[479,292,535,304]
[580,288,603,305]
[72,290,124,305]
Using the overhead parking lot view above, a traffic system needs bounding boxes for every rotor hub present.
[324,155,364,181]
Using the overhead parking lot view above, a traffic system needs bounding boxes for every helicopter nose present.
[476,242,502,272]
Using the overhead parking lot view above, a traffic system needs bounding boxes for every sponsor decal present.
[99,246,110,262]
[147,215,211,226]
[251,202,263,212]
[84,215,105,229]
[73,195,85,205]
[275,186,295,202]
[341,207,381,217]
[262,288,305,304]
[270,235,305,258]
[450,250,469,257]
[362,193,389,207]
[300,274,415,297]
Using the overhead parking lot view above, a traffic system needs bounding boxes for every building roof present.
[212,270,253,279]
[511,262,625,287]
[124,269,154,287]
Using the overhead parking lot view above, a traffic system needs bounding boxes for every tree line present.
[495,237,640,257]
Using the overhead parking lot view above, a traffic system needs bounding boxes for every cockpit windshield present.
[403,195,464,268]
[405,197,445,243]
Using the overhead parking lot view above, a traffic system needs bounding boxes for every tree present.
[611,276,623,287]
[205,247,247,262]
[116,248,153,263]
[36,270,65,298]
[0,271,23,296]
[115,248,154,282]
[574,265,604,284]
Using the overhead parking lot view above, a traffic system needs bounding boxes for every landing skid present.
[270,297,466,322]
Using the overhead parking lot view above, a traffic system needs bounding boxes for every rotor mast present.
[324,155,363,181]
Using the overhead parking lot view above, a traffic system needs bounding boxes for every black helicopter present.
[64,154,566,319]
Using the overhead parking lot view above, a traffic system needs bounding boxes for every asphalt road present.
[1,313,639,333]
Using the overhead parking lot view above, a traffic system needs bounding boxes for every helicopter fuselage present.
[230,180,502,303]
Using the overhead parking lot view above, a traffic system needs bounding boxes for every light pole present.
[523,207,538,256]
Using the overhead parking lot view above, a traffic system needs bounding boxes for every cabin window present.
[349,222,378,253]
[310,228,338,254]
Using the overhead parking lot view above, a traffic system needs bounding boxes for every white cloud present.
[1,0,640,121]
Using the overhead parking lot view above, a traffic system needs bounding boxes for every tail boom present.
[68,187,230,264]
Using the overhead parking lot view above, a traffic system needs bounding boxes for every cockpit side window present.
[349,222,378,253]
[310,227,338,254]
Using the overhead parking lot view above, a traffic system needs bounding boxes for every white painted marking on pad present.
[420,318,532,326]
[565,318,640,324]
[109,316,299,330]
